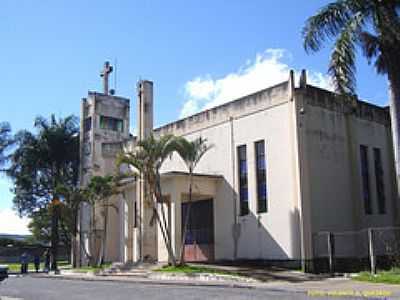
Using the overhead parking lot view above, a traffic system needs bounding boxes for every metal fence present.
[313,227,400,273]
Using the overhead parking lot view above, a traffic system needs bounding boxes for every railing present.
[313,226,400,273]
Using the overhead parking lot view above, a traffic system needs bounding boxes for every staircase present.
[99,262,161,277]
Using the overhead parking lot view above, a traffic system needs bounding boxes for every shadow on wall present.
[215,178,302,269]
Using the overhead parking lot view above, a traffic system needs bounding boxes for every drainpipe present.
[230,116,240,259]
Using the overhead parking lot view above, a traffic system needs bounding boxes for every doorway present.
[181,199,214,262]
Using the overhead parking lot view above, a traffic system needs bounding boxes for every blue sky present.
[0,0,389,233]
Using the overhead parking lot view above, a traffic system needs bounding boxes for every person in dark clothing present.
[44,250,50,273]
[34,254,40,273]
[20,252,29,274]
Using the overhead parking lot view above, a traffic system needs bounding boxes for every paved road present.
[0,276,346,300]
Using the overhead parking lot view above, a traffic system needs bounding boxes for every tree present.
[0,122,14,171]
[28,205,71,247]
[56,185,87,267]
[117,134,179,266]
[8,115,79,271]
[85,175,119,266]
[175,136,212,265]
[303,0,400,197]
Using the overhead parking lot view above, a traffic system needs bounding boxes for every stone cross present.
[100,61,113,95]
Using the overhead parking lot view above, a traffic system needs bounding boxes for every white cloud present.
[0,208,30,235]
[180,48,332,118]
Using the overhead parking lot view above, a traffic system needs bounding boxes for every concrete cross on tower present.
[100,61,113,95]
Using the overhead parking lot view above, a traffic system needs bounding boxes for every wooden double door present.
[181,199,214,262]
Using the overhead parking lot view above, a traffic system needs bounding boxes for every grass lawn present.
[353,268,400,285]
[155,265,238,276]
[1,261,70,273]
[1,260,112,274]
[71,262,112,273]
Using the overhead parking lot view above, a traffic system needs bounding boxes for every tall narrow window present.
[134,202,137,228]
[374,148,386,214]
[238,145,249,215]
[255,140,267,213]
[84,117,92,132]
[360,145,372,214]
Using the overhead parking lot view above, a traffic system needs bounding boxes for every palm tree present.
[117,134,179,265]
[303,1,400,196]
[175,137,212,265]
[86,175,119,266]
[56,185,87,267]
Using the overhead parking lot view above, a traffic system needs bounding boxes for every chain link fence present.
[313,227,400,273]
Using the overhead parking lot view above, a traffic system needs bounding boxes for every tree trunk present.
[51,200,59,271]
[89,204,97,266]
[103,202,109,264]
[153,178,177,266]
[71,207,79,268]
[179,173,193,265]
[97,202,108,266]
[388,68,400,203]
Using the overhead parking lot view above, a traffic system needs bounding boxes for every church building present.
[77,62,399,271]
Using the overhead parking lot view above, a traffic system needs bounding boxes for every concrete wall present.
[85,76,398,265]
[159,81,302,261]
[296,86,398,259]
[79,92,131,264]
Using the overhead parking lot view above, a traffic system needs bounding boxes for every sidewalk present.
[31,263,400,298]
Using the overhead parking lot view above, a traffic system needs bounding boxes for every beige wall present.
[159,81,302,261]
[79,92,130,265]
[89,76,398,265]
[297,87,397,237]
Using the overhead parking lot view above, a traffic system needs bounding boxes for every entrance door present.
[181,199,214,262]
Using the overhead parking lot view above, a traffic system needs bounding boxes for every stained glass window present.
[374,148,386,214]
[255,140,267,213]
[238,145,248,215]
[360,145,372,214]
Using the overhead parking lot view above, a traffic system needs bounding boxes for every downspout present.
[230,116,240,259]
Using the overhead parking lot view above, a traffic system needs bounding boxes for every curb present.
[31,274,317,296]
[32,273,264,290]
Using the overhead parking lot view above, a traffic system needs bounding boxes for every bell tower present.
[135,79,157,261]
[77,62,130,266]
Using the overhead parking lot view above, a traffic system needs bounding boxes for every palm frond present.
[117,152,145,173]
[303,1,354,52]
[175,136,212,172]
[359,31,381,62]
[118,134,179,181]
[328,11,365,94]
[34,116,49,131]
[374,54,388,74]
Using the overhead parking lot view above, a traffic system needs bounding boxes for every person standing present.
[20,252,28,274]
[44,250,50,273]
[34,254,40,273]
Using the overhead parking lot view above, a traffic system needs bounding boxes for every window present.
[100,116,124,132]
[360,145,372,214]
[255,140,267,213]
[134,202,137,228]
[238,145,249,215]
[84,117,92,132]
[374,148,386,214]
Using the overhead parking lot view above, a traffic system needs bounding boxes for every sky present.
[0,0,389,234]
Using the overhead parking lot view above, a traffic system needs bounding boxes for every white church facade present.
[77,63,399,271]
